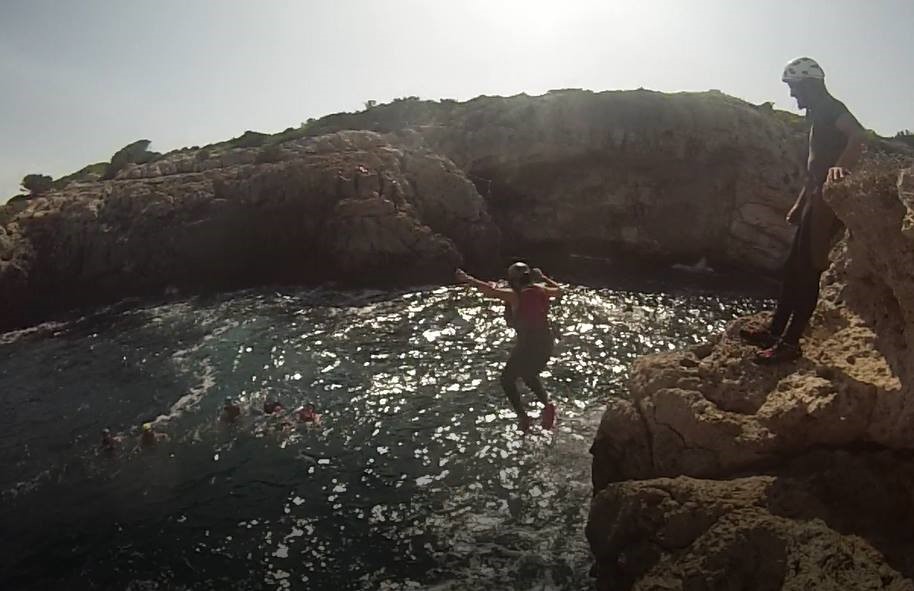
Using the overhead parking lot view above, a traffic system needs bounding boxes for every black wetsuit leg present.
[500,350,526,414]
[769,218,823,344]
[500,329,554,412]
[770,258,799,337]
[782,261,822,346]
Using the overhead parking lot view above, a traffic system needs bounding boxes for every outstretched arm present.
[455,269,517,304]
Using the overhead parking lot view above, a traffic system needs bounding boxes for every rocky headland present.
[4,89,914,590]
[587,160,914,590]
[2,89,811,331]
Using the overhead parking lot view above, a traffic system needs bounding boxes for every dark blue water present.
[0,284,760,590]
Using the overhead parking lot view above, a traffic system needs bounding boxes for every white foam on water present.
[1,468,53,502]
[151,357,217,425]
[0,319,71,345]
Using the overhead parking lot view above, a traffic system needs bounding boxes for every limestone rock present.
[0,131,498,330]
[322,196,460,280]
[588,450,914,591]
[419,91,805,271]
[316,91,808,270]
[591,163,913,487]
[588,159,914,590]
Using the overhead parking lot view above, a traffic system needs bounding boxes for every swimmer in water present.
[222,397,242,422]
[263,400,285,414]
[100,428,122,452]
[140,423,168,447]
[294,403,321,425]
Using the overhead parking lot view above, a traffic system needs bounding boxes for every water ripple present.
[0,284,761,589]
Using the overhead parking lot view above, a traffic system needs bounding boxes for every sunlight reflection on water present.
[0,285,761,590]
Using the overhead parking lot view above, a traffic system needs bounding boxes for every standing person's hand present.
[455,269,471,283]
[826,166,850,184]
[786,205,801,225]
[531,268,544,282]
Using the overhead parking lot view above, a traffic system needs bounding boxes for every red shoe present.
[754,342,801,365]
[541,403,557,430]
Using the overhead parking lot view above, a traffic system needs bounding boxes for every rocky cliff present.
[587,159,914,590]
[1,90,810,330]
[0,131,499,329]
[316,90,808,270]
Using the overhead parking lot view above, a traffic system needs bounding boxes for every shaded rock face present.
[0,131,499,329]
[588,161,914,589]
[587,451,914,591]
[320,91,808,270]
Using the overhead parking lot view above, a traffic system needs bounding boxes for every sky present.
[1,0,912,200]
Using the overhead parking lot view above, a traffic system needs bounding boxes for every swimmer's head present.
[142,423,153,432]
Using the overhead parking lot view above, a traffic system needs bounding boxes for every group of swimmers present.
[221,397,321,428]
[98,398,321,452]
[98,422,168,452]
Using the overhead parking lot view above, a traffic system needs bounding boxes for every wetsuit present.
[500,285,554,413]
[771,95,860,346]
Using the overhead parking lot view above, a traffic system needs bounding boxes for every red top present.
[514,286,550,331]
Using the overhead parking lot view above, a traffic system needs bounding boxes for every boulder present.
[588,450,914,591]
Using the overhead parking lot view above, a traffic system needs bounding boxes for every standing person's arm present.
[826,113,867,183]
[786,186,807,225]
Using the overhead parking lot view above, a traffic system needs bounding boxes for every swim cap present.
[142,423,152,432]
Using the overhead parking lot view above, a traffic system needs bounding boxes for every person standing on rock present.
[455,263,561,432]
[741,57,866,364]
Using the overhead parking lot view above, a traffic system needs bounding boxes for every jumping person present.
[456,263,562,432]
[742,57,865,363]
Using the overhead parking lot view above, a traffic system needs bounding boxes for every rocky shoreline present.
[0,131,498,330]
[586,161,914,590]
[5,90,914,589]
[1,90,807,332]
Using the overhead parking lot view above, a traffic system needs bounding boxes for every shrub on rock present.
[21,174,53,196]
[102,140,161,180]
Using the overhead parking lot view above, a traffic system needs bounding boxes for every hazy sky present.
[2,0,912,199]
